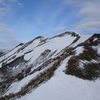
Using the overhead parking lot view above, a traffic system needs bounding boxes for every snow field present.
[19,58,100,100]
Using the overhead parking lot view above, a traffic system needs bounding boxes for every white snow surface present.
[92,45,100,55]
[4,62,55,95]
[0,45,23,68]
[4,72,40,95]
[0,34,76,68]
[24,34,76,62]
[19,58,100,100]
[72,34,91,47]
[75,46,84,55]
[0,45,22,61]
[1,33,100,100]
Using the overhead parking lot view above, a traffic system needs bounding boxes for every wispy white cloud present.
[0,23,14,33]
[0,0,23,18]
[62,0,82,7]
[54,26,66,31]
[63,0,100,33]
[9,0,23,6]
[0,0,22,49]
[77,1,100,18]
[73,18,100,32]
[18,2,23,6]
[0,36,20,50]
[0,23,20,49]
[0,0,6,6]
[0,0,9,17]
[9,0,18,2]
[0,7,9,17]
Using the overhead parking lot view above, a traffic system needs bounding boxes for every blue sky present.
[0,0,100,49]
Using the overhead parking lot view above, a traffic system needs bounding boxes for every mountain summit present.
[0,32,100,100]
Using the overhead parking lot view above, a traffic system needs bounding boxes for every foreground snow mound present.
[20,59,100,100]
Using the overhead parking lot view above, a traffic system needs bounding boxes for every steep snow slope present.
[71,34,91,47]
[0,32,78,95]
[0,44,23,68]
[0,32,76,68]
[24,34,76,62]
[4,32,76,94]
[0,32,100,100]
[20,58,100,100]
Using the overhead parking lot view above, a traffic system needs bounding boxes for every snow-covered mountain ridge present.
[0,32,100,100]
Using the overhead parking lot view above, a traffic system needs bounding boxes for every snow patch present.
[75,46,84,55]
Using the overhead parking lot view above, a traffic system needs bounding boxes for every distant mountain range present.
[0,50,9,57]
[0,32,100,100]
